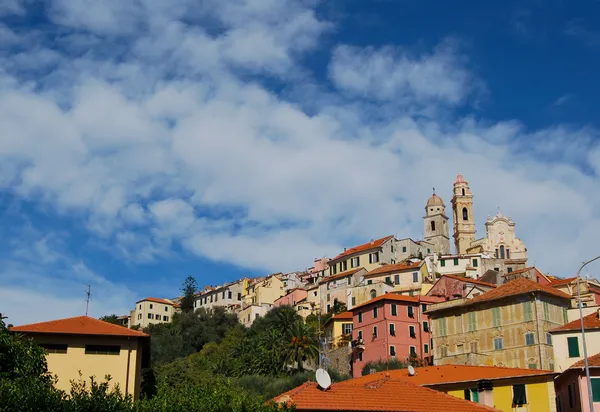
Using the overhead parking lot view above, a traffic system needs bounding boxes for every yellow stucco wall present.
[32,334,144,399]
[247,276,285,306]
[447,389,465,399]
[131,300,175,328]
[325,319,353,346]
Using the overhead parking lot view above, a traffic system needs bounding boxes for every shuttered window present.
[592,379,600,402]
[568,337,580,358]
[523,302,533,321]
[512,384,527,406]
[468,312,476,331]
[492,307,501,327]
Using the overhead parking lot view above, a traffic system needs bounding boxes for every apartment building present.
[130,297,178,329]
[427,278,571,370]
[550,310,600,372]
[427,274,496,300]
[244,274,285,307]
[328,235,396,275]
[363,260,430,296]
[319,268,367,314]
[194,279,246,312]
[324,311,353,348]
[237,303,273,328]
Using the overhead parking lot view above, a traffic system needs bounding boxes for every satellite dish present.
[316,368,331,390]
[408,365,415,376]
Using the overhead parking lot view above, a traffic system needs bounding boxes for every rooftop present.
[273,378,497,412]
[10,316,149,338]
[319,268,364,285]
[136,297,176,305]
[366,261,422,276]
[324,311,353,325]
[441,274,497,288]
[572,351,600,368]
[350,293,418,312]
[331,235,394,262]
[550,311,600,333]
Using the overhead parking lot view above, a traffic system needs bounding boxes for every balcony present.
[352,339,366,351]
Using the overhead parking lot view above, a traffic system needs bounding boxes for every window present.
[438,318,447,336]
[494,337,503,350]
[327,293,331,302]
[409,325,416,338]
[40,343,68,354]
[495,249,498,258]
[423,321,429,332]
[255,313,259,319]
[373,307,378,318]
[412,272,419,283]
[427,248,431,253]
[210,295,213,303]
[528,363,537,369]
[422,304,427,312]
[385,276,391,285]
[402,246,407,253]
[467,312,476,331]
[358,330,363,340]
[367,279,373,285]
[358,351,363,361]
[139,305,142,310]
[238,293,242,300]
[389,323,396,336]
[525,333,535,346]
[500,245,505,259]
[523,302,533,321]
[492,307,501,327]
[512,384,527,406]
[390,345,396,357]
[138,314,141,320]
[568,337,580,357]
[431,221,436,231]
[341,260,348,271]
[215,294,218,301]
[228,291,232,299]
[592,378,600,402]
[148,314,153,319]
[222,291,226,299]
[369,252,379,264]
[543,302,550,321]
[358,312,363,323]
[408,306,414,318]
[440,260,446,267]
[331,264,337,275]
[456,344,464,354]
[453,258,459,266]
[461,188,465,196]
[471,390,479,403]
[164,316,169,321]
[149,304,153,309]
[507,267,513,273]
[546,333,552,345]
[410,346,417,357]
[568,384,574,408]
[85,345,120,355]
[472,259,478,268]
[462,207,468,220]
[326,304,331,312]
[343,323,353,335]
[470,341,478,353]
[506,249,511,259]
[351,257,360,268]
[440,346,448,357]
[165,305,169,311]
[373,326,378,338]
[391,304,397,316]
[352,297,356,306]
[563,308,568,323]
[394,274,400,284]
[424,343,429,353]
[155,315,161,321]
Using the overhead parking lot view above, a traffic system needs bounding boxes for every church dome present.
[426,194,445,207]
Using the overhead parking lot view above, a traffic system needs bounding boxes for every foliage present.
[330,300,347,315]
[179,276,198,313]
[361,358,408,375]
[99,315,121,325]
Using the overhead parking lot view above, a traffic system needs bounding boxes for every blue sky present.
[2,0,600,324]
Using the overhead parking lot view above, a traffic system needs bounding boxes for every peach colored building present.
[349,293,440,377]
[554,352,600,412]
[274,288,308,308]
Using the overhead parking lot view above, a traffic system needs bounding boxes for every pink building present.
[273,288,308,307]
[554,352,600,412]
[349,293,440,378]
[427,274,496,300]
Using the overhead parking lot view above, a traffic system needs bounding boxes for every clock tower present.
[451,173,476,255]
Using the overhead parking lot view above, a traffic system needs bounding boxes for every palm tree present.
[283,320,319,373]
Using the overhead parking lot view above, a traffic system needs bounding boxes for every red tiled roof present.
[442,274,497,288]
[333,311,353,320]
[571,352,600,368]
[319,268,364,285]
[136,297,176,305]
[550,277,577,286]
[348,365,556,386]
[331,236,394,262]
[550,311,600,333]
[467,278,571,305]
[10,316,148,337]
[273,379,498,411]
[350,293,418,312]
[366,261,422,276]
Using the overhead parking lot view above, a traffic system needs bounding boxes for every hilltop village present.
[10,174,600,412]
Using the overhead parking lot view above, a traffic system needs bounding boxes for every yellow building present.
[324,311,353,348]
[11,316,149,400]
[350,365,558,412]
[130,297,178,329]
[427,278,571,370]
[328,235,396,275]
[244,274,285,306]
[364,260,429,295]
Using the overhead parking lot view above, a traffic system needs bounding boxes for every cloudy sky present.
[1,0,600,324]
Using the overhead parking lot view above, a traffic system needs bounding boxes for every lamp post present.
[576,255,600,412]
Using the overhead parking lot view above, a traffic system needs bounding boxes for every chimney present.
[477,380,494,407]
[344,247,347,252]
[370,239,374,245]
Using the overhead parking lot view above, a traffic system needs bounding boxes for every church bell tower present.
[451,173,476,255]
[423,190,450,255]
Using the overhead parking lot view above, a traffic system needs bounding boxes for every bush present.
[361,358,408,375]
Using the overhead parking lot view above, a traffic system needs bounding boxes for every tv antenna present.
[84,284,91,316]
[315,368,331,390]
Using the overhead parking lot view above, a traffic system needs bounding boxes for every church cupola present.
[451,173,476,255]
[423,189,450,255]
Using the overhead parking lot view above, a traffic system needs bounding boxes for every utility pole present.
[85,284,91,316]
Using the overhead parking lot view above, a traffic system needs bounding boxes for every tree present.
[283,320,318,373]
[179,276,198,313]
[331,300,347,315]
[99,315,121,325]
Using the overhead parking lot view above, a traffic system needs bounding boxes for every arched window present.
[462,188,465,196]
[462,207,468,221]
[500,245,505,259]
[431,221,436,231]
[370,289,377,299]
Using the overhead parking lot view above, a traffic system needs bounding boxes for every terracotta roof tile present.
[442,274,497,288]
[550,311,600,333]
[350,293,418,312]
[467,278,570,305]
[10,316,148,337]
[319,268,363,285]
[331,236,394,262]
[348,365,556,386]
[366,261,422,276]
[550,277,577,286]
[571,352,600,368]
[273,378,498,411]
[136,297,176,305]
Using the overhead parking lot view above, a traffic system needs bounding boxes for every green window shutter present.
[568,337,580,357]
[439,318,447,336]
[391,304,397,316]
[563,308,568,323]
[492,307,501,327]
[358,312,363,323]
[471,390,479,403]
[468,312,476,331]
[512,384,527,406]
[523,302,532,321]
[543,302,550,321]
[440,260,446,267]
[473,259,478,267]
[385,276,391,284]
[592,379,600,402]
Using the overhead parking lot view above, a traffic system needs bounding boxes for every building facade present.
[427,278,571,370]
[423,193,451,255]
[319,268,367,314]
[194,279,246,312]
[426,274,496,300]
[452,173,477,255]
[328,236,396,275]
[274,288,308,309]
[130,297,178,329]
[549,310,600,372]
[324,311,353,348]
[363,260,429,296]
[554,352,600,412]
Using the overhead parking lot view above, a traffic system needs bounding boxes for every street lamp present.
[576,255,600,412]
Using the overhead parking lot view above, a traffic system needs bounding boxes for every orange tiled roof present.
[550,311,600,333]
[348,365,556,387]
[10,316,148,337]
[136,297,176,305]
[571,352,600,368]
[550,277,577,286]
[333,311,353,320]
[273,379,498,411]
[467,278,570,305]
[366,261,422,276]
[331,236,394,262]
[442,274,497,288]
[319,268,364,285]
[350,293,418,312]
